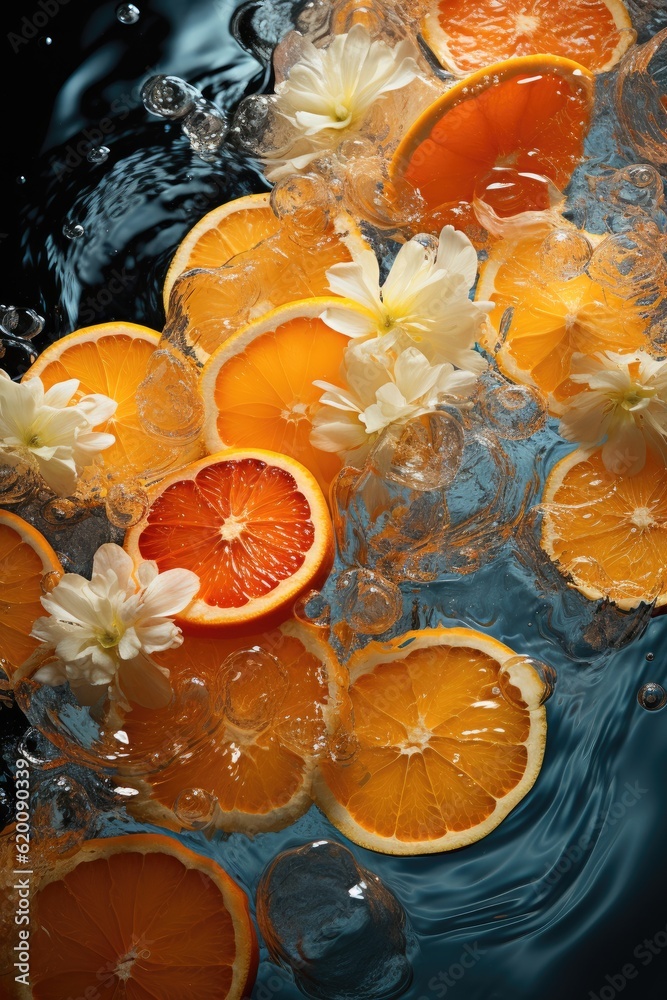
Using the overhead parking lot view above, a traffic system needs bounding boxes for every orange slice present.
[476,232,651,411]
[22,322,201,486]
[314,627,547,855]
[314,627,549,855]
[121,622,348,833]
[124,449,334,635]
[200,298,370,498]
[391,55,594,229]
[163,192,280,311]
[422,0,635,77]
[541,447,667,610]
[16,833,258,1000]
[0,511,62,679]
[165,209,365,364]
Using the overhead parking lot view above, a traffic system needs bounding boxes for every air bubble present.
[222,647,287,732]
[173,787,215,828]
[637,682,666,711]
[646,652,655,661]
[336,568,403,636]
[17,176,26,185]
[40,570,62,595]
[62,222,84,240]
[105,483,149,528]
[116,3,140,24]
[539,228,593,280]
[141,75,197,120]
[87,146,110,164]
[294,590,331,629]
[41,497,87,526]
[0,305,44,340]
[182,102,228,154]
[499,656,556,710]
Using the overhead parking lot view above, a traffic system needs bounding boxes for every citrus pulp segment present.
[121,622,349,833]
[124,449,334,635]
[21,833,258,1000]
[391,55,594,228]
[314,627,547,855]
[22,322,201,485]
[422,0,635,77]
[476,232,650,411]
[541,446,667,609]
[0,511,62,678]
[162,192,280,310]
[200,298,367,497]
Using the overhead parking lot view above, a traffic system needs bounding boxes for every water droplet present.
[293,590,331,629]
[116,3,140,24]
[105,483,149,528]
[62,222,84,240]
[40,36,53,47]
[0,305,44,340]
[41,570,62,595]
[646,652,655,661]
[222,647,286,732]
[499,656,556,710]
[336,568,403,636]
[16,176,26,185]
[540,228,593,280]
[637,682,666,711]
[182,102,228,154]
[41,496,87,526]
[87,145,110,164]
[173,787,215,828]
[141,75,197,119]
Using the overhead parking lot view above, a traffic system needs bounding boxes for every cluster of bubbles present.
[141,75,228,161]
[0,304,43,372]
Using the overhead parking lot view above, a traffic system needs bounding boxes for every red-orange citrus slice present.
[124,449,334,635]
[422,0,635,77]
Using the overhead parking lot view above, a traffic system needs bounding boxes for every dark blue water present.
[2,2,667,999]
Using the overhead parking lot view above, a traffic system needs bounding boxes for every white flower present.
[0,371,117,496]
[311,344,477,463]
[31,543,200,710]
[266,25,419,180]
[558,351,667,476]
[322,226,492,372]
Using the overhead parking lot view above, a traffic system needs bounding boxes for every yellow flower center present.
[98,626,122,649]
[619,384,655,411]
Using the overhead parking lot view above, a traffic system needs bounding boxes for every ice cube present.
[256,840,412,1000]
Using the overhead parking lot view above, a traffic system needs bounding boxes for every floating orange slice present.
[314,627,547,855]
[165,205,365,363]
[422,0,635,77]
[16,833,258,1000]
[0,511,62,679]
[124,449,334,635]
[476,232,651,411]
[22,322,201,486]
[162,192,280,311]
[121,622,348,833]
[391,55,594,228]
[541,447,667,610]
[201,299,371,498]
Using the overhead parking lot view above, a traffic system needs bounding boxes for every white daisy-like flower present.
[266,25,419,180]
[311,343,477,463]
[0,371,117,496]
[558,350,667,476]
[321,226,492,372]
[31,543,200,710]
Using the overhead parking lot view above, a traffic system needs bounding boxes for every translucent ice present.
[256,840,412,1000]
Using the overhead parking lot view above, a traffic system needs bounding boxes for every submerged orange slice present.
[124,449,334,635]
[17,833,258,1000]
[0,511,62,678]
[22,322,201,485]
[122,622,348,833]
[476,232,651,411]
[422,0,635,77]
[391,55,594,228]
[541,447,667,609]
[314,627,547,855]
[162,192,280,310]
[201,298,368,498]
